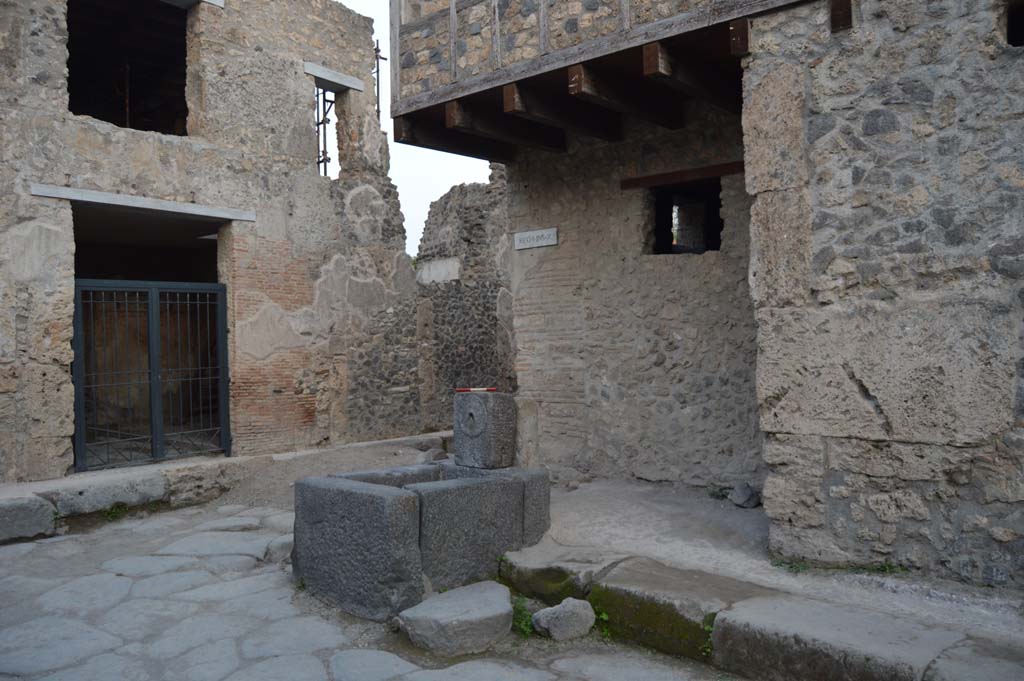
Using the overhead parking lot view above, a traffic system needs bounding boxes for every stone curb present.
[501,545,1024,681]
[0,432,452,544]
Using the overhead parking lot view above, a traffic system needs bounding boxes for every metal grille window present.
[316,86,336,176]
[73,280,230,472]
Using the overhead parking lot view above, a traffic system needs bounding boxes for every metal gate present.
[73,280,231,472]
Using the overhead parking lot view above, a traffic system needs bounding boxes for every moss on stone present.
[587,584,714,660]
[498,563,583,606]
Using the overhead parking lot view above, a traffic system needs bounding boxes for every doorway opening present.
[72,204,229,471]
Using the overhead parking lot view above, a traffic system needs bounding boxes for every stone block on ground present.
[398,581,512,656]
[499,539,630,605]
[292,477,421,622]
[712,595,965,681]
[453,392,516,469]
[406,477,523,591]
[589,557,776,660]
[335,464,441,487]
[0,494,56,542]
[531,598,595,641]
[439,462,550,545]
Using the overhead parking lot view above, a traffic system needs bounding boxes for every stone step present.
[712,595,965,681]
[499,538,630,604]
[501,543,1024,681]
[590,557,776,660]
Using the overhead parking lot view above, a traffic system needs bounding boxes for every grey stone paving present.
[0,502,741,681]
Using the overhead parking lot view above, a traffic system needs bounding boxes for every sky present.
[330,0,490,256]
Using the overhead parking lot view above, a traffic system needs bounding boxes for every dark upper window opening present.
[1009,1,1024,47]
[649,178,724,255]
[67,0,189,135]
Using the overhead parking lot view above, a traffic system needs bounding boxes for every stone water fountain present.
[291,392,550,621]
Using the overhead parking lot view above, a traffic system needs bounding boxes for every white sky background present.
[329,0,490,256]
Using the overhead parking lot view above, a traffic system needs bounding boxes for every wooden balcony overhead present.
[392,0,856,161]
[393,20,748,162]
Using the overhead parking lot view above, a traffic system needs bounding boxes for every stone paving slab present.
[156,531,276,559]
[330,649,421,681]
[404,660,556,681]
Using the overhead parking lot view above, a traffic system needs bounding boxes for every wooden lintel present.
[502,82,622,142]
[830,0,853,32]
[641,42,740,115]
[620,160,745,190]
[444,100,566,152]
[729,18,751,57]
[394,116,516,163]
[567,63,685,130]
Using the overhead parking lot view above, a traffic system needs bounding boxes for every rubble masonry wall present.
[746,0,1024,586]
[508,105,764,489]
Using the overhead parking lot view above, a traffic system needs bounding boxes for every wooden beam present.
[830,0,853,32]
[394,116,516,162]
[444,100,566,152]
[729,18,751,57]
[641,42,740,114]
[567,63,685,130]
[502,82,623,141]
[620,161,745,190]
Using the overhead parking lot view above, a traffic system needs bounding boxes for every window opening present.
[650,179,724,255]
[1009,1,1024,46]
[374,40,387,120]
[316,87,336,177]
[67,0,188,135]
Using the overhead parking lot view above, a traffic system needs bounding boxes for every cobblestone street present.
[0,503,740,681]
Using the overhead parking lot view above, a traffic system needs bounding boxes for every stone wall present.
[414,166,516,432]
[507,108,764,489]
[398,9,452,98]
[745,0,1024,586]
[0,0,423,482]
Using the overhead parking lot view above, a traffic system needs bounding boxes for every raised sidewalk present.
[0,432,450,543]
[501,479,1024,681]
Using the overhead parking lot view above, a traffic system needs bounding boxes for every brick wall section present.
[745,0,1024,587]
[507,108,764,488]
